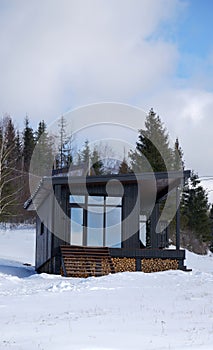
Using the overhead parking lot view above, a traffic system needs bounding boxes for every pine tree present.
[129,108,173,172]
[75,140,91,174]
[80,140,90,163]
[14,130,25,221]
[21,116,36,222]
[181,172,211,243]
[77,141,105,175]
[0,116,22,221]
[118,157,131,174]
[209,204,213,252]
[35,120,46,141]
[15,131,23,171]
[56,116,72,169]
[32,120,54,177]
[22,116,35,172]
[90,147,104,175]
[173,138,184,170]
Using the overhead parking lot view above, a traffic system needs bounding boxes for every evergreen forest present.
[0,110,212,253]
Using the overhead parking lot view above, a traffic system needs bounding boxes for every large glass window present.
[105,207,122,247]
[87,207,104,246]
[69,195,85,204]
[70,207,84,245]
[88,196,104,205]
[69,195,122,247]
[106,196,122,206]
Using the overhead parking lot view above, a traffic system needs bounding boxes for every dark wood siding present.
[122,183,140,249]
[52,185,70,250]
[35,193,53,270]
[34,175,187,274]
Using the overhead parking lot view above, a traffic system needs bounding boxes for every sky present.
[1,0,213,197]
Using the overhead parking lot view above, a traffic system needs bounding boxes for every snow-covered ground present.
[0,227,212,350]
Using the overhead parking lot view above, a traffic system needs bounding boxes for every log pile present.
[62,257,114,277]
[60,246,115,277]
[141,258,178,273]
[60,245,180,277]
[64,257,90,278]
[101,257,114,275]
[112,257,136,272]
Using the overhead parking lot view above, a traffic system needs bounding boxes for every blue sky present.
[0,0,213,196]
[177,0,213,58]
[175,0,213,82]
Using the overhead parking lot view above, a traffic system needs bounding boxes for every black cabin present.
[25,170,190,277]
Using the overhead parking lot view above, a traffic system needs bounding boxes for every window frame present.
[69,194,122,247]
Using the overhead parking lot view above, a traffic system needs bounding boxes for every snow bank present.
[0,228,212,349]
[0,225,35,265]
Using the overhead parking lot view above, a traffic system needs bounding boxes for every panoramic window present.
[69,195,85,204]
[87,206,104,246]
[70,207,84,245]
[105,206,122,247]
[69,195,122,248]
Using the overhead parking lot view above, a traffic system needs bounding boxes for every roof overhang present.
[24,170,191,211]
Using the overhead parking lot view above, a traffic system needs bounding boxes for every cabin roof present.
[24,170,190,211]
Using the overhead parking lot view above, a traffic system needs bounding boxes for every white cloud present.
[142,87,213,178]
[1,0,213,196]
[0,0,182,125]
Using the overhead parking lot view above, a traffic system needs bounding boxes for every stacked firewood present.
[112,257,136,272]
[141,258,178,273]
[101,258,114,275]
[64,257,90,278]
[62,257,115,277]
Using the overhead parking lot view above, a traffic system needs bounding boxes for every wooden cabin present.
[24,169,190,277]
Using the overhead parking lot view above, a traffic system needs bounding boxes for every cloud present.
[1,0,213,198]
[142,87,213,177]
[0,0,182,125]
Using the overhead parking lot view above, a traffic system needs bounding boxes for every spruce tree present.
[90,147,104,175]
[35,120,46,141]
[129,108,174,172]
[22,116,35,172]
[15,131,23,171]
[118,157,131,174]
[21,116,36,222]
[14,130,25,221]
[181,172,211,243]
[209,204,213,252]
[173,138,184,171]
[56,115,72,169]
[80,140,90,164]
[33,120,54,177]
[0,116,22,221]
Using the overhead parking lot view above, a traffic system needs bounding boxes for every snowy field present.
[0,227,213,350]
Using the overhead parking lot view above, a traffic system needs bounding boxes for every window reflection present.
[87,207,104,246]
[88,196,104,205]
[106,196,122,206]
[69,195,85,204]
[70,195,122,248]
[70,207,83,245]
[106,207,121,247]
